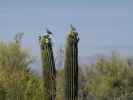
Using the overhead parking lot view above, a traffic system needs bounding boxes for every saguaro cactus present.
[39,32,56,100]
[64,25,79,100]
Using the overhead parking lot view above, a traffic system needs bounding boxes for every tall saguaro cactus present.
[64,25,79,100]
[39,33,56,100]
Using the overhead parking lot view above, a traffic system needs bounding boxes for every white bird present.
[70,24,76,32]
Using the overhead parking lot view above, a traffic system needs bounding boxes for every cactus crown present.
[68,25,79,44]
[39,34,52,50]
[40,35,51,44]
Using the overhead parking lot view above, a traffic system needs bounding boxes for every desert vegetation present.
[0,27,133,100]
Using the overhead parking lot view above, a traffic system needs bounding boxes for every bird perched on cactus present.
[70,24,76,32]
[39,30,56,100]
[46,29,53,35]
[64,25,79,100]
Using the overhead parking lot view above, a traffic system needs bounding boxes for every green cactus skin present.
[64,27,79,100]
[39,35,56,100]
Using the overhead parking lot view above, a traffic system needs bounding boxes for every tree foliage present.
[0,41,44,100]
[0,33,133,100]
[85,54,133,100]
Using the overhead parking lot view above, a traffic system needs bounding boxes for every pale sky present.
[0,0,133,57]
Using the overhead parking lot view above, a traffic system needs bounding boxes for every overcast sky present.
[0,0,133,57]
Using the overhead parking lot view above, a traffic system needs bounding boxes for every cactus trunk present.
[64,27,79,100]
[39,35,56,100]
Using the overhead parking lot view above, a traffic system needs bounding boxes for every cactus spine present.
[64,25,79,100]
[39,33,56,100]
